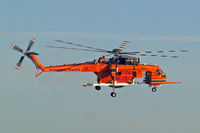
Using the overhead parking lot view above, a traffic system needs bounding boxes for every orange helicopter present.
[11,38,187,97]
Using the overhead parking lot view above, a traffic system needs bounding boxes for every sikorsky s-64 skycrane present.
[11,38,187,97]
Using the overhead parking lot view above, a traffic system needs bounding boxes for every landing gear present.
[152,87,157,92]
[95,86,101,91]
[111,92,117,97]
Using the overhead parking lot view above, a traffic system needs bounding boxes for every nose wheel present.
[152,86,157,92]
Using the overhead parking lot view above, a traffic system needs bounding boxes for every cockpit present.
[157,69,166,77]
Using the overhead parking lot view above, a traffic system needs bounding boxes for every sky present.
[1,0,200,133]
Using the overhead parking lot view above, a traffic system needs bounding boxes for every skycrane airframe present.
[11,38,187,97]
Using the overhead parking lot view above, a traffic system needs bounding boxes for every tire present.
[95,86,101,91]
[111,92,117,97]
[152,87,157,92]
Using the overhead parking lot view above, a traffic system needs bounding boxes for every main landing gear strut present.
[111,81,117,97]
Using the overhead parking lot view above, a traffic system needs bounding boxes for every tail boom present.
[28,54,99,73]
[28,54,46,71]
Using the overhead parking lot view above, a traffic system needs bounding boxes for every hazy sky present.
[1,0,200,133]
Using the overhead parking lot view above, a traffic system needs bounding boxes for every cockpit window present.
[156,69,161,75]
[157,69,166,77]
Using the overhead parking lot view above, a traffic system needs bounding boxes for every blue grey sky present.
[1,0,200,133]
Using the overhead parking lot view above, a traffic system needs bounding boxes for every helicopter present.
[10,38,187,97]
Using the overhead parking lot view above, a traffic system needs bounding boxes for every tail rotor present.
[15,56,25,69]
[10,38,36,69]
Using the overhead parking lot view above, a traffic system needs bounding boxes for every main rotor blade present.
[45,46,112,53]
[16,56,25,69]
[26,38,36,52]
[10,43,24,54]
[119,41,130,52]
[122,53,180,58]
[122,50,188,54]
[55,40,112,53]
